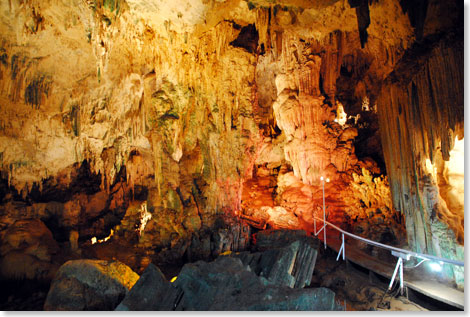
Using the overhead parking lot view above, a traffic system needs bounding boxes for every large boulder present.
[173,256,341,311]
[253,229,314,251]
[44,259,139,311]
[241,229,319,288]
[0,219,59,281]
[231,238,318,288]
[115,263,182,311]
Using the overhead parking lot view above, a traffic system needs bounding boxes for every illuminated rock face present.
[44,259,139,310]
[377,31,464,285]
[0,0,463,287]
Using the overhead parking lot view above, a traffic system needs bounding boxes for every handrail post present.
[388,257,403,293]
[399,257,404,295]
[336,233,346,261]
[342,233,345,260]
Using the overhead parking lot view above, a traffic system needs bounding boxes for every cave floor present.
[317,226,464,310]
[0,224,462,311]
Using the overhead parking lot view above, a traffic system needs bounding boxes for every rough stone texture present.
[0,0,463,291]
[183,214,252,262]
[253,229,314,250]
[0,219,59,281]
[0,0,412,214]
[377,31,464,287]
[231,230,318,288]
[115,263,182,311]
[44,259,139,311]
[173,256,341,311]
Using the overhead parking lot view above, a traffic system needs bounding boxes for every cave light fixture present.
[428,261,444,272]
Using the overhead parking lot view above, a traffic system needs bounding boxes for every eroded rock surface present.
[115,263,181,311]
[0,0,463,293]
[0,219,59,281]
[231,237,318,288]
[44,259,139,311]
[173,256,341,311]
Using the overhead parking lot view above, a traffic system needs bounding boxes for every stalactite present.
[255,7,270,52]
[377,34,463,263]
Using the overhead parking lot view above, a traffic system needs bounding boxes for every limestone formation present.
[377,31,464,286]
[0,0,463,296]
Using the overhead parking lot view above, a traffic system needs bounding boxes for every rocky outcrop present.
[173,256,342,311]
[115,263,181,311]
[158,214,252,264]
[0,219,59,281]
[110,231,337,311]
[44,259,139,311]
[231,230,319,288]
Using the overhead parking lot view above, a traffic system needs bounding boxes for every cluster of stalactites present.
[377,36,464,251]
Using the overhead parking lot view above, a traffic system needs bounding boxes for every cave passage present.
[0,0,463,312]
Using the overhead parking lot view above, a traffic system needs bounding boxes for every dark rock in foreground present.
[113,230,337,311]
[116,263,182,311]
[253,229,317,251]
[173,256,342,311]
[46,231,339,311]
[44,259,139,311]
[233,229,319,288]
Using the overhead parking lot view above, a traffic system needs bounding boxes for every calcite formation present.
[0,0,463,291]
[378,31,464,285]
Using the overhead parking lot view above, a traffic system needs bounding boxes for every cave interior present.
[0,0,464,311]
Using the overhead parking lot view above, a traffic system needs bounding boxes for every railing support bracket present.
[388,257,404,296]
[336,233,346,261]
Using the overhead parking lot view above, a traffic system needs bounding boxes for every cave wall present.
[0,0,463,286]
[0,0,266,276]
[0,0,260,217]
[0,0,410,233]
[377,28,464,284]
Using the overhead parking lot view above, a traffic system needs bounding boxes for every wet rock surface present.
[44,259,139,311]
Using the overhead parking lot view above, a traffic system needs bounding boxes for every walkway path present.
[318,226,464,310]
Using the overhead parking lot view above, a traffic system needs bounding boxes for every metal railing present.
[314,177,464,297]
[312,213,464,295]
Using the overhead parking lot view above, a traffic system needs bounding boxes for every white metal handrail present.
[313,213,464,296]
[314,177,464,298]
[312,215,465,267]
